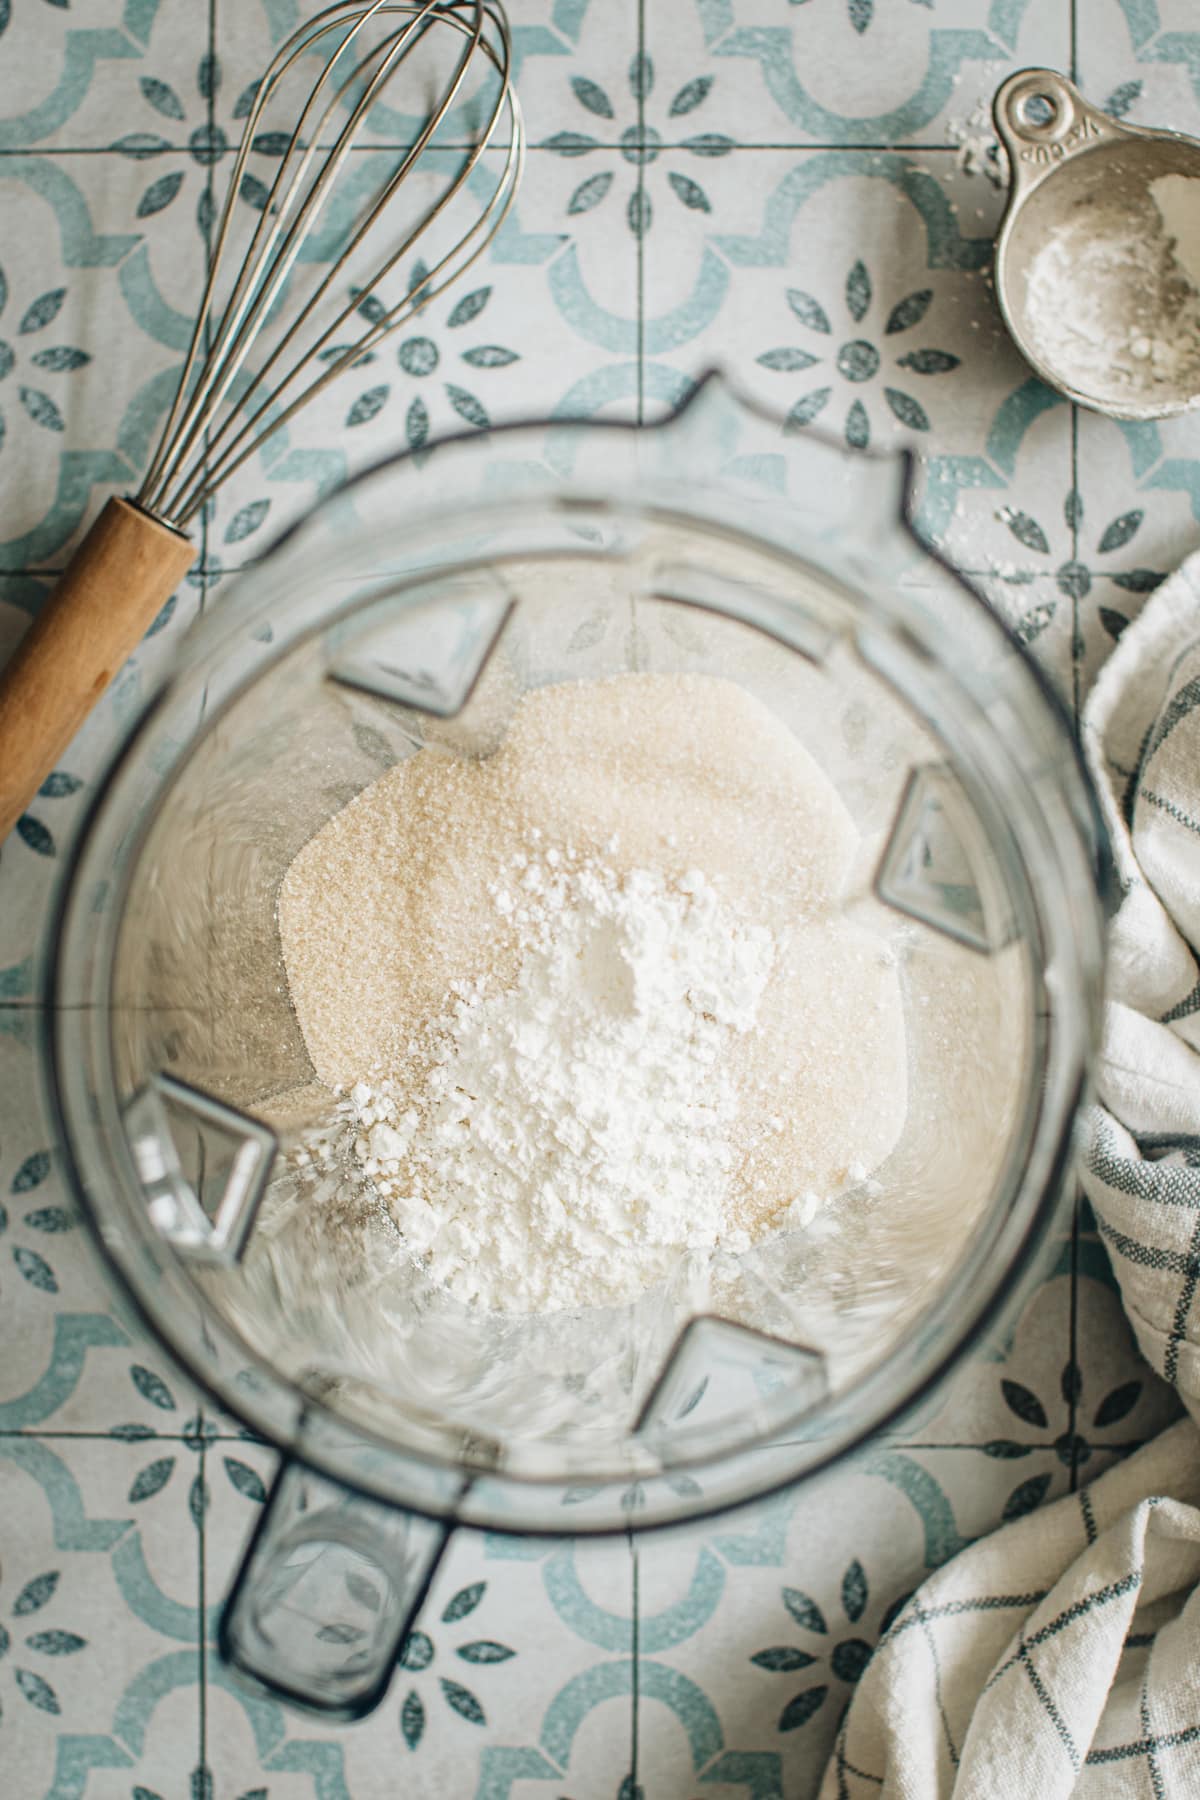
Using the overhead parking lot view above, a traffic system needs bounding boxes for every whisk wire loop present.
[139,0,405,507]
[138,0,522,530]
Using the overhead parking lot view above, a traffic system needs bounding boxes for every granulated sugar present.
[278,672,908,1314]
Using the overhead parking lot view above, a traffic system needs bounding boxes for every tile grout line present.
[1068,1184,1082,1492]
[0,141,966,156]
[0,565,1064,584]
[1066,0,1080,779]
[632,0,645,1774]
[1071,403,1081,723]
[0,1430,1151,1451]
[1067,0,1082,729]
[0,1430,200,1441]
[862,1438,1146,1455]
[199,1433,209,1788]
[199,12,217,1785]
[0,1431,268,1448]
[635,0,646,429]
[196,0,218,629]
[629,1536,641,1797]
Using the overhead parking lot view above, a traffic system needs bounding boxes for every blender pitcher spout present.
[220,1460,453,1719]
[631,368,915,564]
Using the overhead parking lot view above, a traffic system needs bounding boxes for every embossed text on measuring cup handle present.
[993,68,1118,197]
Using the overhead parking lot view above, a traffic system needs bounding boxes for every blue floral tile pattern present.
[648,0,1072,148]
[757,258,962,447]
[545,52,733,237]
[747,1559,887,1733]
[0,266,93,451]
[1,0,1199,1793]
[396,1581,519,1752]
[0,1564,89,1722]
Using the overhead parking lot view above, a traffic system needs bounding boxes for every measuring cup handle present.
[993,68,1120,200]
[219,1458,451,1719]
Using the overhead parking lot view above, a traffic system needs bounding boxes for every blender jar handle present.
[219,1458,452,1718]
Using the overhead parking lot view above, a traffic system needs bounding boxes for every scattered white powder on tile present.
[278,673,908,1315]
[945,97,1010,188]
[1022,174,1200,401]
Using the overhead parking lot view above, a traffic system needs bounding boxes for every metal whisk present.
[0,0,523,839]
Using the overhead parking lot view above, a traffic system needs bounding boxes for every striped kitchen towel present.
[821,1420,1200,1796]
[822,554,1200,1796]
[1080,551,1200,1407]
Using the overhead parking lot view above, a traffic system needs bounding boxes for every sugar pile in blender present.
[277,672,907,1314]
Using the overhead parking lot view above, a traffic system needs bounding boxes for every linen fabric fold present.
[824,556,1200,1796]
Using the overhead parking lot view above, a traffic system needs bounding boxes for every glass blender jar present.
[48,377,1105,1717]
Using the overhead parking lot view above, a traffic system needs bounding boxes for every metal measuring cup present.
[992,67,1200,420]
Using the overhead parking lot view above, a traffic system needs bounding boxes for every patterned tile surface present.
[0,1,1196,1795]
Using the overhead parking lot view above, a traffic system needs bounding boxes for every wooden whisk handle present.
[0,497,196,842]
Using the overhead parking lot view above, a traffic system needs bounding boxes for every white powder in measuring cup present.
[1022,172,1200,402]
[278,672,908,1314]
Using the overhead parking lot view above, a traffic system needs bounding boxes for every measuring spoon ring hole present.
[1000,73,1080,147]
[1018,91,1058,132]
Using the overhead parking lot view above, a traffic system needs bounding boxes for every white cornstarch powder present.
[347,861,773,1311]
[278,673,908,1315]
